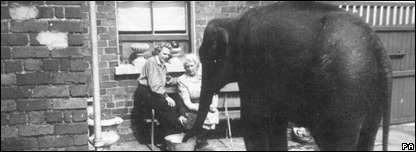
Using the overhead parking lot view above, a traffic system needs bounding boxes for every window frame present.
[117,1,190,42]
[114,1,195,75]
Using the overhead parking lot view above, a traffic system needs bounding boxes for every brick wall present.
[1,1,90,150]
[194,1,279,48]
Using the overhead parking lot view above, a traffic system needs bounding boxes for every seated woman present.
[177,53,219,149]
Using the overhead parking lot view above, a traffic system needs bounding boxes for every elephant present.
[183,1,393,151]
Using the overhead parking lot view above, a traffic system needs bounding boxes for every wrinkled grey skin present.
[183,2,392,151]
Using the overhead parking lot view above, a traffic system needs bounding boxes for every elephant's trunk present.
[182,79,216,142]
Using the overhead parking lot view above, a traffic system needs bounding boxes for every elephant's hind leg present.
[242,114,288,151]
[312,119,363,151]
[356,112,382,151]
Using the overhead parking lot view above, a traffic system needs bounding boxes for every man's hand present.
[166,96,176,107]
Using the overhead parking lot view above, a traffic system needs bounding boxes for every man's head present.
[154,43,172,63]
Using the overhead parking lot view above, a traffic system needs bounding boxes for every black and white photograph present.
[1,1,414,151]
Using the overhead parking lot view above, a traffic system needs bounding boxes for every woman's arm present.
[178,77,199,112]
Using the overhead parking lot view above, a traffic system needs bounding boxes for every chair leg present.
[151,108,155,151]
[224,96,235,151]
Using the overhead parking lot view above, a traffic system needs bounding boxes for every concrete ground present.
[92,122,414,151]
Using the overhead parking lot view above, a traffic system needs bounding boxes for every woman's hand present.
[166,96,176,107]
[178,115,187,126]
[209,105,218,113]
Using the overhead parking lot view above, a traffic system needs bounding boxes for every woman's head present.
[153,42,172,63]
[183,53,200,76]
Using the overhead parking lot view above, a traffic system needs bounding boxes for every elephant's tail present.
[382,54,393,151]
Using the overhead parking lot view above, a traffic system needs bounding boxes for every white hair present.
[183,53,200,66]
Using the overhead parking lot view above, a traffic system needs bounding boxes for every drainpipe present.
[89,1,104,150]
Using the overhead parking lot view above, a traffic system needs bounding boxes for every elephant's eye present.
[213,59,221,64]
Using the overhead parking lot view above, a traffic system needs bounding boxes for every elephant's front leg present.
[242,113,288,151]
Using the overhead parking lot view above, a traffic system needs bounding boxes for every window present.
[116,1,192,74]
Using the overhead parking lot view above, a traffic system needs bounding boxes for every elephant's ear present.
[209,26,229,61]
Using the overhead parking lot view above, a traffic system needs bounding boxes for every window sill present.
[114,63,186,75]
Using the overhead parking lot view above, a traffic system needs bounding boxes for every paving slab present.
[92,122,414,151]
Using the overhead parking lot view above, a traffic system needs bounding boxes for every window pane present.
[117,1,151,31]
[153,1,186,32]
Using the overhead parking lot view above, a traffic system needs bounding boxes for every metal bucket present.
[164,133,197,151]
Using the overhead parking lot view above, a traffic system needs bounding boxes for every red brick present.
[53,98,87,110]
[70,84,88,97]
[9,113,27,125]
[16,99,52,111]
[72,110,87,122]
[1,47,11,59]
[59,59,70,71]
[28,111,46,124]
[66,73,88,83]
[16,72,52,85]
[63,111,72,122]
[1,74,16,86]
[49,21,83,33]
[55,122,88,135]
[65,7,82,19]
[18,125,54,136]
[68,34,84,45]
[125,100,133,107]
[100,81,117,88]
[73,134,88,146]
[215,1,229,6]
[52,72,88,84]
[1,126,18,138]
[10,20,48,33]
[70,59,88,71]
[104,47,117,54]
[37,7,54,19]
[42,59,60,71]
[45,111,63,122]
[107,88,124,95]
[32,85,70,98]
[97,27,107,33]
[1,86,34,99]
[1,99,16,112]
[51,47,84,58]
[112,108,128,115]
[1,21,8,33]
[24,59,42,71]
[97,6,115,13]
[125,86,137,94]
[1,6,11,19]
[106,102,115,108]
[4,60,22,73]
[54,7,64,18]
[222,7,237,13]
[99,68,114,75]
[38,135,73,148]
[196,1,212,6]
[46,1,83,5]
[1,34,28,46]
[1,137,38,150]
[247,1,260,7]
[109,61,118,67]
[1,113,8,126]
[13,46,50,58]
